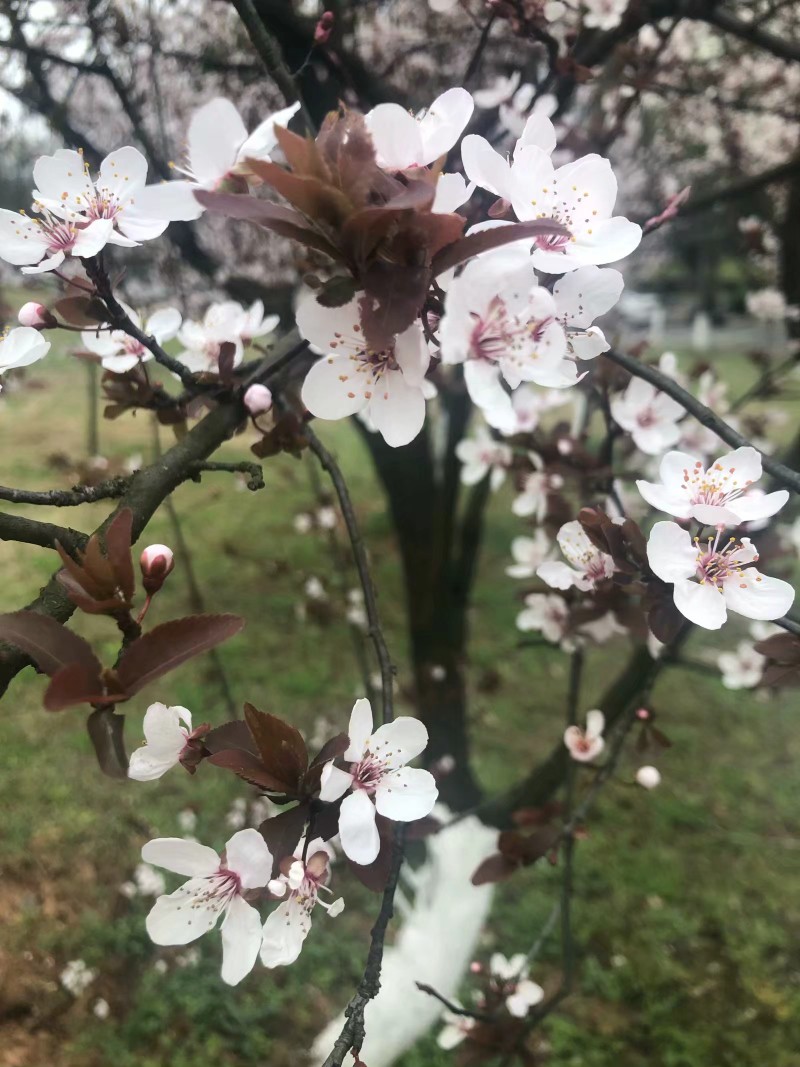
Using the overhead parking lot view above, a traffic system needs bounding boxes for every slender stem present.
[303,423,395,726]
[229,0,316,133]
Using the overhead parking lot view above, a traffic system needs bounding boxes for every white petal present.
[71,218,114,257]
[224,829,273,890]
[635,479,692,518]
[723,570,795,622]
[515,112,557,157]
[345,697,374,761]
[237,101,301,164]
[127,746,181,781]
[32,149,94,213]
[338,789,380,865]
[141,837,220,877]
[432,172,474,214]
[553,265,624,328]
[0,327,50,371]
[0,210,49,265]
[569,327,609,360]
[731,489,789,523]
[646,521,697,583]
[417,87,474,164]
[142,701,189,752]
[536,560,579,590]
[375,766,438,821]
[586,709,605,739]
[301,355,366,420]
[369,716,429,769]
[146,307,182,343]
[464,361,517,434]
[188,98,247,185]
[461,135,513,199]
[367,369,426,447]
[673,578,727,629]
[97,146,148,204]
[134,180,205,221]
[260,898,311,967]
[21,250,65,274]
[365,104,424,169]
[319,762,354,802]
[220,895,263,984]
[394,324,430,386]
[711,446,762,486]
[116,211,169,243]
[145,877,223,944]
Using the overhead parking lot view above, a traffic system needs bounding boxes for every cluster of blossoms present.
[127,698,437,982]
[437,953,545,1049]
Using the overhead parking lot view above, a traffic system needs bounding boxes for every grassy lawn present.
[1,313,799,1067]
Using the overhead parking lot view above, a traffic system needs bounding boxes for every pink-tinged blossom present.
[490,953,545,1018]
[610,378,684,455]
[437,1009,476,1049]
[635,765,661,789]
[177,302,245,374]
[81,304,181,373]
[463,139,640,272]
[0,326,51,378]
[142,829,273,986]
[509,384,569,435]
[0,147,171,274]
[439,249,576,433]
[260,839,343,968]
[552,265,624,360]
[646,521,795,630]
[128,703,194,781]
[364,88,474,171]
[318,698,438,865]
[636,447,788,527]
[138,98,301,221]
[717,641,766,689]
[455,426,512,489]
[432,172,475,214]
[583,0,630,31]
[516,592,570,643]
[473,71,522,109]
[298,294,430,448]
[564,709,605,762]
[512,453,564,521]
[507,531,552,578]
[238,300,280,345]
[537,520,615,591]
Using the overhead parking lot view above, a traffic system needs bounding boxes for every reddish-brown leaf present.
[243,703,308,788]
[258,804,309,875]
[431,217,569,277]
[471,852,519,886]
[0,611,102,677]
[207,749,295,793]
[104,508,135,601]
[43,662,113,711]
[116,614,245,696]
[204,719,259,757]
[54,295,109,327]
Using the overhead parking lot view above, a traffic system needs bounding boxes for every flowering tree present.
[1,0,799,1063]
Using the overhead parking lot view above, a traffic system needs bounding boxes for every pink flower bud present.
[635,707,651,721]
[244,383,273,416]
[314,11,334,44]
[140,544,175,594]
[18,302,56,329]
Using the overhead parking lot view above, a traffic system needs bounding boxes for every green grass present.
[1,323,799,1067]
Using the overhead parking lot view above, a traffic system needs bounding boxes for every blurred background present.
[1,2,799,1066]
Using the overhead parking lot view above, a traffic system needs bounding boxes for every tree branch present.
[0,513,87,553]
[601,348,800,494]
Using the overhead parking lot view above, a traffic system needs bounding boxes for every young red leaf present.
[54,295,109,327]
[0,611,102,677]
[471,852,518,886]
[431,218,570,277]
[104,508,136,602]
[258,804,309,875]
[116,614,244,696]
[206,749,295,793]
[43,662,114,711]
[243,703,309,789]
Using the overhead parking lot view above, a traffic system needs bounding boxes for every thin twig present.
[229,0,315,133]
[602,347,800,493]
[302,423,395,726]
[0,476,132,507]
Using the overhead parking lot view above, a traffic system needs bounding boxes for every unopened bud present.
[140,544,175,594]
[636,707,651,721]
[18,302,56,330]
[244,383,273,416]
[314,11,334,44]
[635,765,661,790]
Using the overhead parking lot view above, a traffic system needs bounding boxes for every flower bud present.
[314,10,334,44]
[140,544,175,594]
[18,302,56,330]
[244,383,273,416]
[635,765,661,790]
